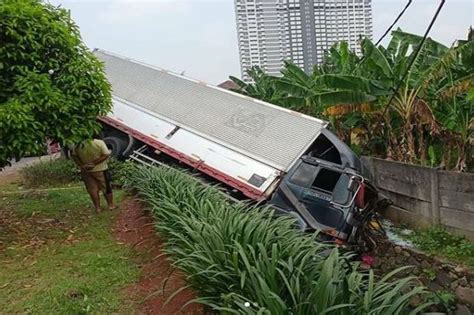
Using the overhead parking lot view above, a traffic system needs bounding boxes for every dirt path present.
[115,198,203,315]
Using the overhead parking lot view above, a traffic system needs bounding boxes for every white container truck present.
[95,50,381,245]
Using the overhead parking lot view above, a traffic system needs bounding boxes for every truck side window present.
[289,163,317,187]
[332,174,351,205]
[311,168,341,193]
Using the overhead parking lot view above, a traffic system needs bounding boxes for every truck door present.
[270,158,359,239]
[300,167,352,230]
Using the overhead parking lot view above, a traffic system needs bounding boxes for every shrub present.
[21,157,80,187]
[107,159,134,186]
[20,157,128,188]
[123,165,431,314]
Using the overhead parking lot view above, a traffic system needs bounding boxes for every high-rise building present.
[234,0,372,81]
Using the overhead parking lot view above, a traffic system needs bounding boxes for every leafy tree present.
[0,0,111,167]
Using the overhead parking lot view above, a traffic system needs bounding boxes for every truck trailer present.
[94,49,380,244]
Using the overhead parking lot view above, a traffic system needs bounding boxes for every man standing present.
[71,137,115,213]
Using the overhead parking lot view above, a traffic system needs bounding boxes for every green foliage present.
[422,268,437,281]
[0,0,111,167]
[20,157,127,188]
[123,164,430,314]
[426,291,456,312]
[230,28,473,171]
[409,226,474,267]
[107,159,132,186]
[20,158,80,187]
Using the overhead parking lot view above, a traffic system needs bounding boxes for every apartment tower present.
[234,0,372,81]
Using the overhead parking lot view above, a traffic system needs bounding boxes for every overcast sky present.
[49,0,473,85]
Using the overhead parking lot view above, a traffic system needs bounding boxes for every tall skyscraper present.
[234,0,372,81]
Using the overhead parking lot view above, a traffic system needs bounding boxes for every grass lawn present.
[0,184,140,314]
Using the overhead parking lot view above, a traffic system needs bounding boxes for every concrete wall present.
[362,157,474,240]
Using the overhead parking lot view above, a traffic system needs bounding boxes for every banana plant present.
[275,61,379,116]
[229,66,282,104]
[228,29,473,170]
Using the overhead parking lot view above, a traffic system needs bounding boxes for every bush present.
[123,165,431,314]
[107,159,134,186]
[21,158,80,187]
[20,157,128,188]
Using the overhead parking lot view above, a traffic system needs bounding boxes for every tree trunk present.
[456,141,466,172]
[418,124,427,166]
[405,120,416,163]
[441,140,453,170]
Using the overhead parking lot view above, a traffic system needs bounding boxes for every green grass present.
[2,187,91,218]
[408,226,474,267]
[0,184,140,314]
[0,181,23,193]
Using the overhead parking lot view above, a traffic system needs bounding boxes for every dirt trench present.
[115,198,203,314]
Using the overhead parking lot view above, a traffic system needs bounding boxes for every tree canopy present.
[0,0,111,167]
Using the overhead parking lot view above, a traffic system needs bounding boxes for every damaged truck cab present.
[270,129,378,243]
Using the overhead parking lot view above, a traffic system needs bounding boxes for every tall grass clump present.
[123,165,431,314]
[21,157,80,187]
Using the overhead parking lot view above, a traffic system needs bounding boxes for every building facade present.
[234,0,372,81]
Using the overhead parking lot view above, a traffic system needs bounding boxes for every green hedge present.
[20,157,129,187]
[20,158,80,187]
[123,165,431,314]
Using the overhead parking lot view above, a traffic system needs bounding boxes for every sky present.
[49,0,473,85]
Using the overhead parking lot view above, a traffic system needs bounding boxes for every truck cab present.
[269,129,377,243]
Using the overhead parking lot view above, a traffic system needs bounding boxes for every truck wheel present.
[103,136,127,160]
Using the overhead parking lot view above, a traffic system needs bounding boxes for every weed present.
[20,157,128,188]
[422,268,437,281]
[108,160,134,186]
[426,291,456,312]
[409,226,474,267]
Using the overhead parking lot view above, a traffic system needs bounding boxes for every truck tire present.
[103,136,127,160]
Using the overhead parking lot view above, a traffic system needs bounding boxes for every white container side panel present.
[95,50,327,171]
[111,98,177,138]
[109,100,281,193]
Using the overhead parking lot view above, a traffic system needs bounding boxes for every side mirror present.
[347,176,359,192]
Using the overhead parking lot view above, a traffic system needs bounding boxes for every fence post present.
[363,156,376,185]
[430,169,440,224]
